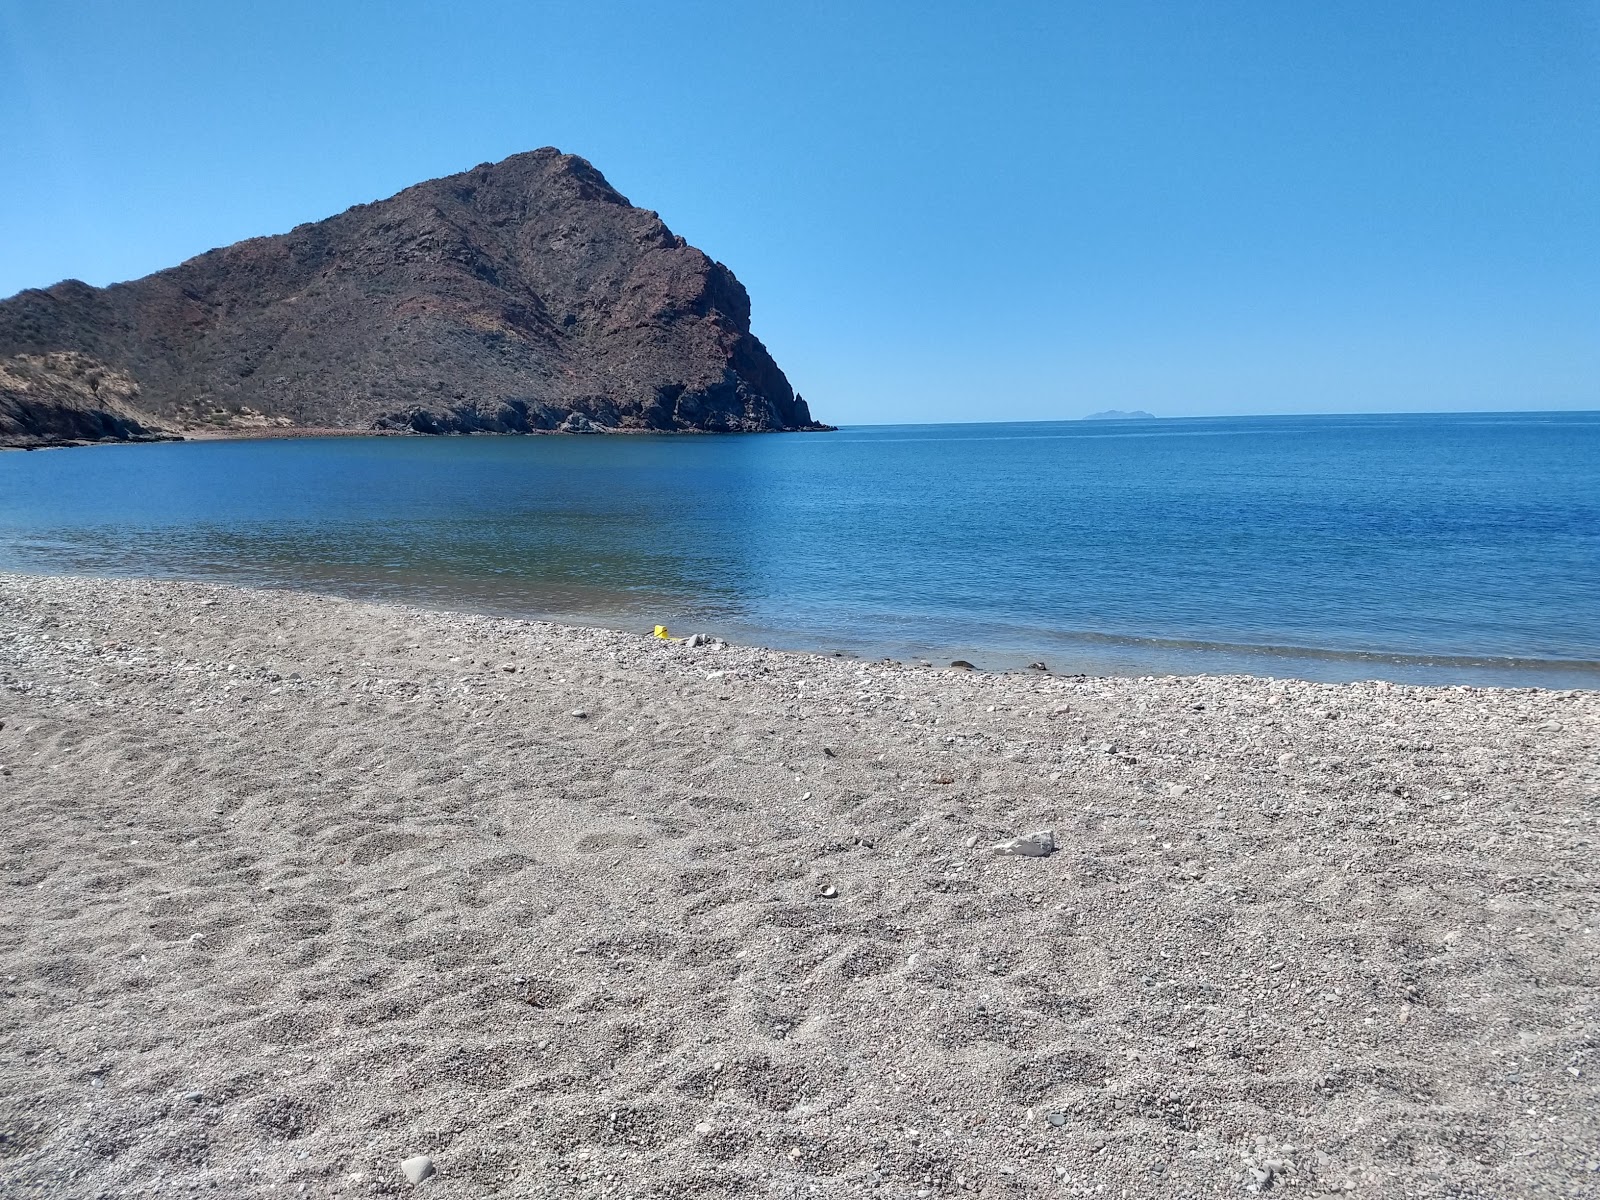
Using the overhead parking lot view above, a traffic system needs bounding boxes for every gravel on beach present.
[0,574,1595,1198]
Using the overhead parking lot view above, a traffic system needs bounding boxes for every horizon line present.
[831,408,1600,428]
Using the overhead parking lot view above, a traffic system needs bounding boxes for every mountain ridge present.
[0,149,828,447]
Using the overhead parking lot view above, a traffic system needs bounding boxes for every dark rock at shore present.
[0,351,177,449]
[0,149,829,444]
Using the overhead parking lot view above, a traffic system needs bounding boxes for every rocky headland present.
[0,149,827,448]
[0,352,178,449]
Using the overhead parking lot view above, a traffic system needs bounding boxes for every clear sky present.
[1,1,1596,423]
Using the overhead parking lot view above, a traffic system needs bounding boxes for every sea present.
[3,412,1597,688]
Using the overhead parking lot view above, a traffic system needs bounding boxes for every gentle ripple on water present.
[2,412,1597,687]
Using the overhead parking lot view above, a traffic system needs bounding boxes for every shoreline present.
[2,423,838,451]
[1,573,1594,1198]
[1,563,1594,690]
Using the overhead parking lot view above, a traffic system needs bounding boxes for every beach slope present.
[0,576,1594,1197]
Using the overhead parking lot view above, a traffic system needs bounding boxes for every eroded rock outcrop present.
[0,149,827,443]
[0,352,174,448]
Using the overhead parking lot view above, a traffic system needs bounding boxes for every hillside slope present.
[0,351,175,449]
[0,149,825,441]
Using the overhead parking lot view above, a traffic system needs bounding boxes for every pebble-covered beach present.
[1,574,1595,1198]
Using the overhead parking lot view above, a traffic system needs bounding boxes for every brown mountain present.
[0,148,827,446]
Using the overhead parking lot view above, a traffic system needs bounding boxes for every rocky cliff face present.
[0,352,174,448]
[0,149,826,442]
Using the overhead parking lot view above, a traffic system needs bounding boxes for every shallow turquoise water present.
[2,413,1597,686]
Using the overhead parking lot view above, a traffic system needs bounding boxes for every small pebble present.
[399,1154,435,1185]
[570,709,587,719]
[991,830,1055,857]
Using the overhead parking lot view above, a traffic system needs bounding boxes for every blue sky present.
[1,1,1595,423]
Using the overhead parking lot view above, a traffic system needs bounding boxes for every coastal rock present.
[0,148,829,445]
[0,351,175,448]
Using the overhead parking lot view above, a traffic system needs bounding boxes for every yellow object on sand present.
[652,625,671,640]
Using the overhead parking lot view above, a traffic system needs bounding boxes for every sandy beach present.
[0,573,1594,1199]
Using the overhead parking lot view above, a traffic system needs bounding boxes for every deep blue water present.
[2,413,1598,686]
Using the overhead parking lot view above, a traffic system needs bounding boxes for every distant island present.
[0,148,829,448]
[1083,409,1157,420]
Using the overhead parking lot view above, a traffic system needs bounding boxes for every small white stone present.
[570,709,588,719]
[990,830,1055,857]
[399,1154,435,1184]
[695,1122,713,1135]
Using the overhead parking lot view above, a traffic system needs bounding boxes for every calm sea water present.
[2,413,1597,687]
